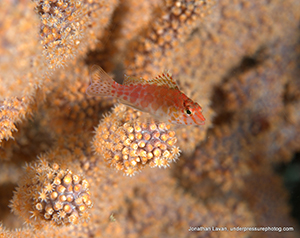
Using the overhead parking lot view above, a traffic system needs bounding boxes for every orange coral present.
[93,104,180,176]
[0,0,45,100]
[0,0,118,145]
[34,0,118,69]
[38,60,115,135]
[124,0,215,77]
[0,0,300,237]
[10,159,92,228]
[0,96,38,146]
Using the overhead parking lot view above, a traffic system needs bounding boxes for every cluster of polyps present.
[93,104,181,176]
[33,169,92,226]
[11,160,93,227]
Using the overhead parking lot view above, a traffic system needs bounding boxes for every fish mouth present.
[194,120,205,125]
[194,111,206,125]
[197,120,205,125]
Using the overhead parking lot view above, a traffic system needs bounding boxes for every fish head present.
[177,98,205,125]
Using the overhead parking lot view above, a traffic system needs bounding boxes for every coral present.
[124,0,215,77]
[0,0,45,100]
[0,97,33,143]
[113,168,254,238]
[239,166,296,238]
[93,104,180,176]
[10,159,92,228]
[38,60,115,136]
[0,0,300,237]
[0,0,118,145]
[34,0,118,69]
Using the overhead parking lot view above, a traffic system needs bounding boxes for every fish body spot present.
[144,94,154,103]
[151,103,160,111]
[129,94,138,103]
[141,100,148,108]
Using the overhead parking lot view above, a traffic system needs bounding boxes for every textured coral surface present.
[1,0,300,237]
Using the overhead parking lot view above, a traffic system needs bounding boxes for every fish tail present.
[86,65,118,97]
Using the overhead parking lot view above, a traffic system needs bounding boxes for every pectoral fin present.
[118,99,147,113]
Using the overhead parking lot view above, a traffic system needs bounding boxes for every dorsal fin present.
[147,70,178,89]
[123,70,179,89]
[123,75,147,86]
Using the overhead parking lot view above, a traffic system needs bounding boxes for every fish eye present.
[186,109,192,115]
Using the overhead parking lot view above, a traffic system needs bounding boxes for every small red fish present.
[86,66,205,125]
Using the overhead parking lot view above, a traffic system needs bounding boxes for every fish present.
[86,66,205,125]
